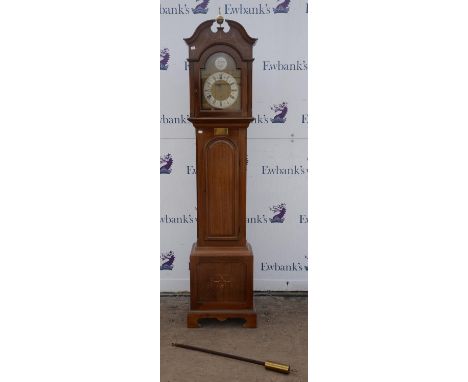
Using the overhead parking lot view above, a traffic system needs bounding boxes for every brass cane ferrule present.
[264,361,291,374]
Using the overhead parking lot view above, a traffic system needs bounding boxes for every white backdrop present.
[160,0,308,291]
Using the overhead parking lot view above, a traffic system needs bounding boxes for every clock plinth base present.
[187,242,256,328]
[187,309,257,328]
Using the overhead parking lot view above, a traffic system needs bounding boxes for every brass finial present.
[216,7,224,25]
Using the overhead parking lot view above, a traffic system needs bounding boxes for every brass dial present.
[200,52,241,111]
[203,71,239,109]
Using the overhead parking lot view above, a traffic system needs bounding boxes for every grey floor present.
[160,295,308,382]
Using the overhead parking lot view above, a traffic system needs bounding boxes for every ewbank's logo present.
[270,203,287,223]
[261,255,308,272]
[160,251,175,270]
[192,0,209,14]
[262,164,308,175]
[247,203,287,224]
[270,102,288,123]
[161,211,196,224]
[160,153,173,174]
[263,60,308,71]
[160,48,170,70]
[160,114,190,124]
[225,3,270,14]
[160,1,210,15]
[224,1,292,15]
[273,0,290,13]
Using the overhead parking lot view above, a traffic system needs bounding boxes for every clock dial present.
[203,72,239,109]
[200,53,241,111]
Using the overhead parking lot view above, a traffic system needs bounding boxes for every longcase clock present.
[184,17,257,328]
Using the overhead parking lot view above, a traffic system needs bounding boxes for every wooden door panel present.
[203,138,239,240]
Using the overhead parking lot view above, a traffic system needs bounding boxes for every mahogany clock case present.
[184,20,257,328]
